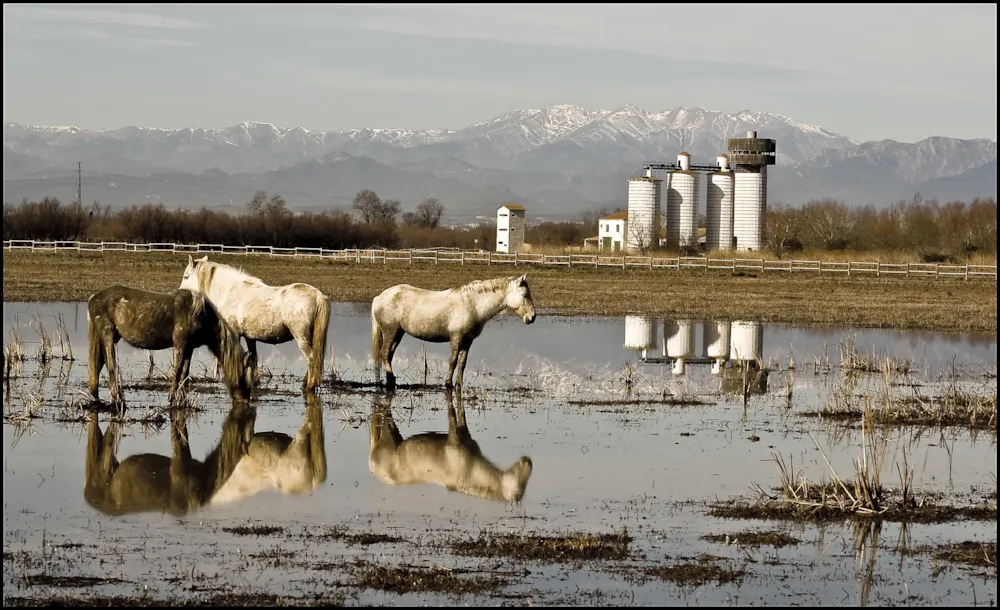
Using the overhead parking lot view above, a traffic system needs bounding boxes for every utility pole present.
[76,161,83,206]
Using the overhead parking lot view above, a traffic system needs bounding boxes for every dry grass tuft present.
[450,529,632,563]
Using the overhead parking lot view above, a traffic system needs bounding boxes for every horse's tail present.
[371,300,383,375]
[213,305,251,400]
[310,294,331,387]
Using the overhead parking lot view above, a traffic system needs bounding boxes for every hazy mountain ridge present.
[3,105,996,220]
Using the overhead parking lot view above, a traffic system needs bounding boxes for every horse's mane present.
[454,277,513,295]
[199,259,266,288]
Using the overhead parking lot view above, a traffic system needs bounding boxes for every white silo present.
[729,131,776,253]
[706,154,735,251]
[626,177,662,253]
[665,319,695,376]
[733,170,766,252]
[729,320,763,364]
[666,153,700,250]
[703,320,731,376]
[624,316,659,358]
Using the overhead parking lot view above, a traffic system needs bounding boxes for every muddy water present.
[3,302,997,606]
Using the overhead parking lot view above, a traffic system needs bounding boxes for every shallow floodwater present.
[2,302,997,606]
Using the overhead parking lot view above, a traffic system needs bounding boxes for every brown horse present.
[87,285,253,406]
[84,399,257,517]
[368,389,534,504]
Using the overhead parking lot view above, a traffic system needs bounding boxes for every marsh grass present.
[755,406,912,515]
[815,361,998,430]
[349,561,511,596]
[449,529,632,563]
[840,335,912,375]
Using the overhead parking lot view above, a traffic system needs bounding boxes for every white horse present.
[371,274,537,389]
[180,255,331,393]
[210,392,327,506]
[368,389,533,504]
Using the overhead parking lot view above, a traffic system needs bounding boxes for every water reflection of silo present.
[665,319,695,376]
[703,320,731,376]
[723,320,768,395]
[624,315,659,359]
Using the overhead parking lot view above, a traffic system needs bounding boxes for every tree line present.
[3,190,995,261]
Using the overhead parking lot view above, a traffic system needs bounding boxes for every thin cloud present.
[4,4,206,30]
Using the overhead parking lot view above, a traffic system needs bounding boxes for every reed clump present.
[815,357,997,431]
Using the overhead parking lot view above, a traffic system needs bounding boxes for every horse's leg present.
[455,337,474,389]
[444,335,465,389]
[105,335,123,407]
[384,328,405,391]
[169,342,188,406]
[294,332,317,393]
[246,338,259,385]
[88,327,106,402]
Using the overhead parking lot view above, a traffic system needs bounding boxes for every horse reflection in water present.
[368,389,533,504]
[210,393,326,505]
[84,394,326,517]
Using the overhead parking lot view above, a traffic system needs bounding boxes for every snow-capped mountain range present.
[3,104,996,218]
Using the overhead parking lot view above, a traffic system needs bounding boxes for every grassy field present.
[2,250,996,334]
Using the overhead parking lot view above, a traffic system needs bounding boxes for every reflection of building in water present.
[721,320,768,395]
[624,315,659,360]
[703,320,731,376]
[664,319,695,376]
[629,318,768,394]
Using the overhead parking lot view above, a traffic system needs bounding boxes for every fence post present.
[847,260,851,277]
[818,260,823,275]
[906,262,910,277]
[876,262,880,277]
[461,251,465,266]
[965,264,969,281]
[488,251,492,266]
[936,263,940,277]
[514,252,518,267]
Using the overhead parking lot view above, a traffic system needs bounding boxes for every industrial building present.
[495,204,526,253]
[628,131,776,253]
[598,210,628,252]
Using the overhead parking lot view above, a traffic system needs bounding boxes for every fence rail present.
[3,240,996,280]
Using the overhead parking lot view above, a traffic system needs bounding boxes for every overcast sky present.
[3,3,996,143]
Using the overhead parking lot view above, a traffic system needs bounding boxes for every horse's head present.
[503,456,534,504]
[505,274,537,325]
[180,255,210,293]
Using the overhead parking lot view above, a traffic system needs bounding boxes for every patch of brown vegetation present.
[350,562,509,596]
[931,541,997,570]
[309,525,404,547]
[20,574,126,588]
[701,530,801,549]
[620,555,746,588]
[709,499,997,524]
[567,397,706,407]
[450,530,631,563]
[222,525,284,537]
[2,593,344,607]
[3,250,996,333]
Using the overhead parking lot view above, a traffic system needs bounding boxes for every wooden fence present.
[3,240,996,280]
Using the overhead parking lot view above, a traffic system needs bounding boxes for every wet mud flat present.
[2,306,997,605]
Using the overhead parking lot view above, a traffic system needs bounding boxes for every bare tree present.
[247,189,269,216]
[765,204,800,259]
[414,197,444,228]
[626,220,656,255]
[353,190,401,227]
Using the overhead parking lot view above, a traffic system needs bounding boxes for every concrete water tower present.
[728,131,776,252]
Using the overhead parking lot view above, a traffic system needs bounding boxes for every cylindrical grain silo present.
[729,320,763,364]
[728,131,776,253]
[624,315,658,352]
[626,176,662,253]
[703,320,731,375]
[705,154,735,251]
[665,319,695,376]
[733,171,765,251]
[666,153,699,250]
